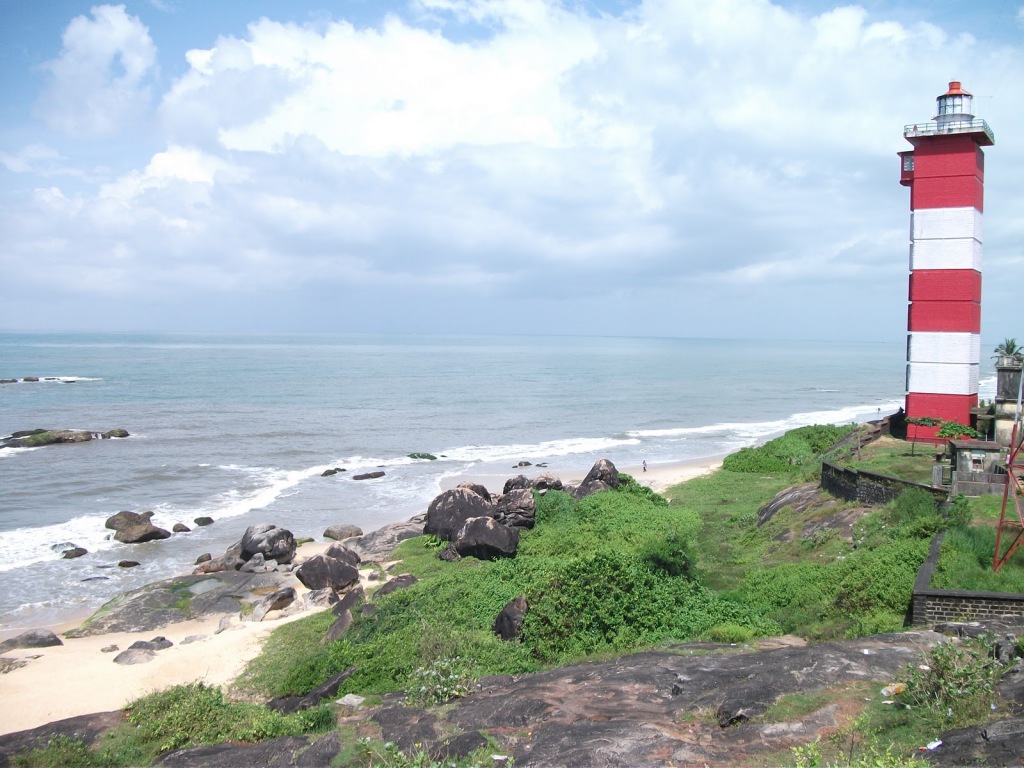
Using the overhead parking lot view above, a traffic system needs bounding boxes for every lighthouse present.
[899,81,994,442]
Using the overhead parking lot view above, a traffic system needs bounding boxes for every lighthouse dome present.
[935,81,974,125]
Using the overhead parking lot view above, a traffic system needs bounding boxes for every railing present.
[904,118,995,144]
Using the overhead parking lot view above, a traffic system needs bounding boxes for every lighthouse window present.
[902,156,914,172]
[940,95,964,115]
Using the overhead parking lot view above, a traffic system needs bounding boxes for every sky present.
[0,0,1021,341]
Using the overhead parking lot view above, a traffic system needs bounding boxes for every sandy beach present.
[0,458,722,737]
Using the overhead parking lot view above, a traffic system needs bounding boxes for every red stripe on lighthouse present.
[907,301,980,333]
[908,270,981,302]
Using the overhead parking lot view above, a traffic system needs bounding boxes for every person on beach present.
[642,460,647,472]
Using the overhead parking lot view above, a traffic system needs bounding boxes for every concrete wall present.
[820,461,948,506]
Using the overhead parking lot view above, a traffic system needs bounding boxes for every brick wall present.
[909,533,1024,626]
[820,461,948,506]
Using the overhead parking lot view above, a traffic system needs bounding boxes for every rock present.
[62,547,88,559]
[192,554,241,574]
[337,694,365,708]
[494,488,536,529]
[533,472,563,492]
[0,657,28,673]
[516,460,532,467]
[305,588,340,609]
[323,542,361,567]
[425,487,496,541]
[353,470,386,481]
[267,667,357,714]
[81,576,109,582]
[239,552,279,573]
[193,516,214,527]
[457,482,492,502]
[100,645,119,653]
[408,453,438,460]
[172,523,191,533]
[251,587,296,622]
[333,586,364,616]
[118,560,140,568]
[113,648,155,665]
[115,522,172,544]
[326,610,353,642]
[493,595,528,641]
[195,553,212,564]
[154,734,341,767]
[453,517,519,560]
[375,574,418,598]
[323,524,363,541]
[128,636,173,651]
[180,635,206,645]
[346,515,426,561]
[0,629,63,653]
[502,475,531,494]
[294,554,359,592]
[321,467,345,476]
[438,542,461,562]
[573,458,621,500]
[102,429,130,438]
[757,483,823,526]
[105,510,154,531]
[239,524,296,564]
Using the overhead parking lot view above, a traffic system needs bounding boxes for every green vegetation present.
[722,424,855,474]
[932,525,1024,592]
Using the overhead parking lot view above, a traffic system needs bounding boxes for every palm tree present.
[993,338,1023,362]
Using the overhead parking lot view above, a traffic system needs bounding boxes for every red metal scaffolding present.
[992,377,1024,572]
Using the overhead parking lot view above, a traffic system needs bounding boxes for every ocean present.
[0,331,962,634]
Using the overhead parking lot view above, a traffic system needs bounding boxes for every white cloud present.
[34,4,157,137]
[3,0,1023,338]
[0,144,61,174]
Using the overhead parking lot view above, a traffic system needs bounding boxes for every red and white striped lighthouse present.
[899,81,994,442]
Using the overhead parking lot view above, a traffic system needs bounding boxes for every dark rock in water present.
[118,560,140,568]
[353,470,385,481]
[516,460,532,467]
[172,523,191,533]
[128,636,173,651]
[408,452,437,460]
[81,576,109,582]
[61,547,88,559]
[375,574,418,597]
[115,522,172,544]
[425,487,496,541]
[239,524,296,564]
[323,524,362,541]
[573,458,620,500]
[23,377,40,382]
[104,510,153,531]
[295,555,359,592]
[251,587,296,622]
[493,595,528,641]
[324,542,361,567]
[0,629,63,653]
[102,429,129,439]
[457,481,491,502]
[346,514,426,562]
[453,516,519,560]
[195,553,212,564]
[193,516,214,527]
[113,648,155,665]
[267,668,356,714]
[321,467,345,477]
[495,488,536,530]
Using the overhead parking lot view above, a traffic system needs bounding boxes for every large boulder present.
[294,554,359,592]
[502,475,531,494]
[323,543,361,568]
[457,482,492,502]
[105,510,154,531]
[425,488,496,541]
[492,595,528,641]
[573,458,620,500]
[114,523,172,544]
[251,587,297,622]
[533,473,563,492]
[239,524,296,564]
[346,515,426,562]
[453,517,519,560]
[494,488,536,530]
[323,524,363,541]
[0,629,63,653]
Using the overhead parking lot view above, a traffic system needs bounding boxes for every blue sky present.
[1,0,1021,341]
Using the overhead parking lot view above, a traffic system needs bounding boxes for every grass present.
[932,524,1024,592]
[842,435,939,485]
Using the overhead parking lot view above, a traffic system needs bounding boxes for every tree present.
[993,338,1023,362]
[905,416,941,455]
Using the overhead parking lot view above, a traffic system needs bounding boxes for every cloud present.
[34,4,158,137]
[3,0,1023,338]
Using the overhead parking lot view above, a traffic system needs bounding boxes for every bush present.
[898,636,1003,727]
[723,424,854,474]
[404,656,478,706]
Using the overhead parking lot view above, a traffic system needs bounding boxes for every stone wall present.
[909,533,1024,626]
[820,461,947,507]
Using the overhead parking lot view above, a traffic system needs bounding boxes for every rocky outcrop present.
[104,510,154,531]
[0,429,129,449]
[323,524,363,541]
[251,588,296,622]
[346,515,426,562]
[353,471,386,481]
[0,629,63,653]
[294,554,359,592]
[239,524,296,565]
[453,516,519,560]
[424,487,496,541]
[493,595,528,641]
[494,488,536,529]
[114,523,172,544]
[573,458,620,499]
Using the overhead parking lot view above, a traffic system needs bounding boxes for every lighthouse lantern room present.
[899,81,994,443]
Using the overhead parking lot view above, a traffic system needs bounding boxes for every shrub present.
[705,623,754,644]
[723,424,854,474]
[404,656,478,706]
[897,636,1003,727]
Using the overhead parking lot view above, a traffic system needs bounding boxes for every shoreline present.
[0,455,726,736]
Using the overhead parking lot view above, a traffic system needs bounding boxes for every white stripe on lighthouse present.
[910,239,982,271]
[907,332,980,365]
[911,207,982,241]
[906,362,979,396]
